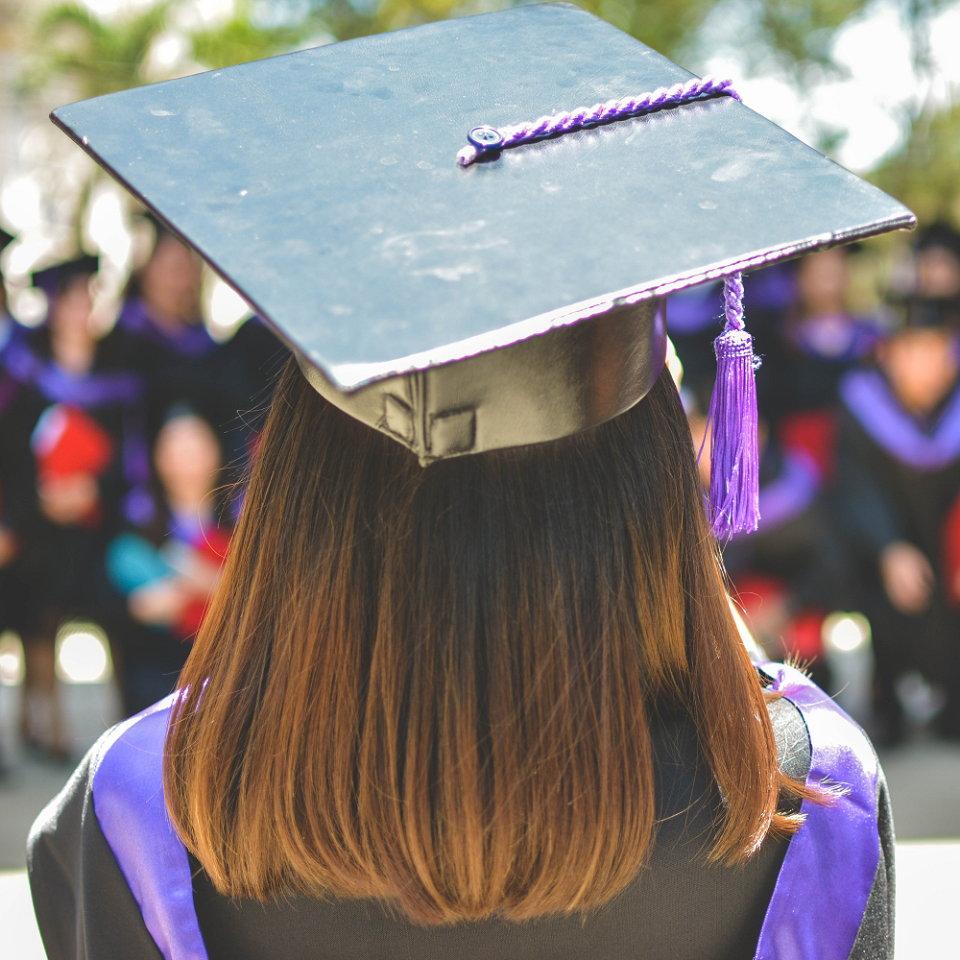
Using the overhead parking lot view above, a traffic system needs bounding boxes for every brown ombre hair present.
[165,360,803,924]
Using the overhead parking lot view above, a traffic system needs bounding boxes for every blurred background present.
[0,0,959,953]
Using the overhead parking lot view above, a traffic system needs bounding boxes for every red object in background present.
[175,526,232,638]
[733,572,824,661]
[943,491,960,607]
[31,404,115,480]
[177,597,212,639]
[783,610,825,661]
[734,573,784,622]
[779,409,838,481]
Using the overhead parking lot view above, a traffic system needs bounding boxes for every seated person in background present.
[834,303,960,743]
[107,404,231,715]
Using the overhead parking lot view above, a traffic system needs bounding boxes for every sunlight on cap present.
[55,622,113,685]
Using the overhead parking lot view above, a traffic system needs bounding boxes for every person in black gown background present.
[0,256,145,755]
[832,231,960,741]
[116,217,289,485]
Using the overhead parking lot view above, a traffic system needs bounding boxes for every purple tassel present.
[706,273,760,538]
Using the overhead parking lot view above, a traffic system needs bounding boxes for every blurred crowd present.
[0,216,288,768]
[1,215,959,771]
[677,223,960,747]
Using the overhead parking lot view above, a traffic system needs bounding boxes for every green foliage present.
[19,0,960,228]
[755,0,867,75]
[573,0,715,60]
[23,0,174,98]
[190,0,310,69]
[870,101,960,228]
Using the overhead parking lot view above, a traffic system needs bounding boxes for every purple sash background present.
[92,696,209,960]
[841,368,960,469]
[118,298,218,359]
[753,661,881,960]
[0,337,143,407]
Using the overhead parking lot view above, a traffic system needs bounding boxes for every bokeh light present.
[54,622,113,685]
[0,631,25,686]
[204,272,253,339]
[822,612,872,654]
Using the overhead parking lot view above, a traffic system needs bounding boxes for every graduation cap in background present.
[32,255,100,303]
[49,2,914,536]
[902,222,960,330]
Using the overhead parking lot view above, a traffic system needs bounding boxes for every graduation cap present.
[49,3,914,536]
[32,255,100,301]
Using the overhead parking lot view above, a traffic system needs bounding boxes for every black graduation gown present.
[2,326,147,635]
[0,366,36,634]
[27,663,895,960]
[8,328,149,635]
[116,301,288,475]
[724,442,850,614]
[833,370,960,736]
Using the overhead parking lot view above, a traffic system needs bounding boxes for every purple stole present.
[752,661,881,960]
[117,298,218,359]
[92,662,881,960]
[92,696,208,960]
[840,368,960,470]
[0,336,143,408]
[789,315,880,362]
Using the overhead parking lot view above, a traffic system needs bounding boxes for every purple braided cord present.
[722,272,746,333]
[457,75,740,166]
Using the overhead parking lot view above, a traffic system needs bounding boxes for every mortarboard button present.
[467,126,504,153]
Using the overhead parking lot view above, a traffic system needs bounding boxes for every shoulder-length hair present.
[164,359,803,924]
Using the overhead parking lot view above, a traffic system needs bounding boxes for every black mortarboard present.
[32,255,100,301]
[49,4,914,528]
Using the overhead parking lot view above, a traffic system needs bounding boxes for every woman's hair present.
[165,359,804,924]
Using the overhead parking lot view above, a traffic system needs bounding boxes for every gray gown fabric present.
[27,693,894,960]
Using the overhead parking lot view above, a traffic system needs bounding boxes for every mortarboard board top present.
[50,3,914,463]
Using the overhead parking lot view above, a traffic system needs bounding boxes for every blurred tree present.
[754,0,868,76]
[871,0,960,229]
[190,0,314,70]
[22,1,176,98]
[21,0,900,100]
[871,101,960,228]
[15,0,960,237]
